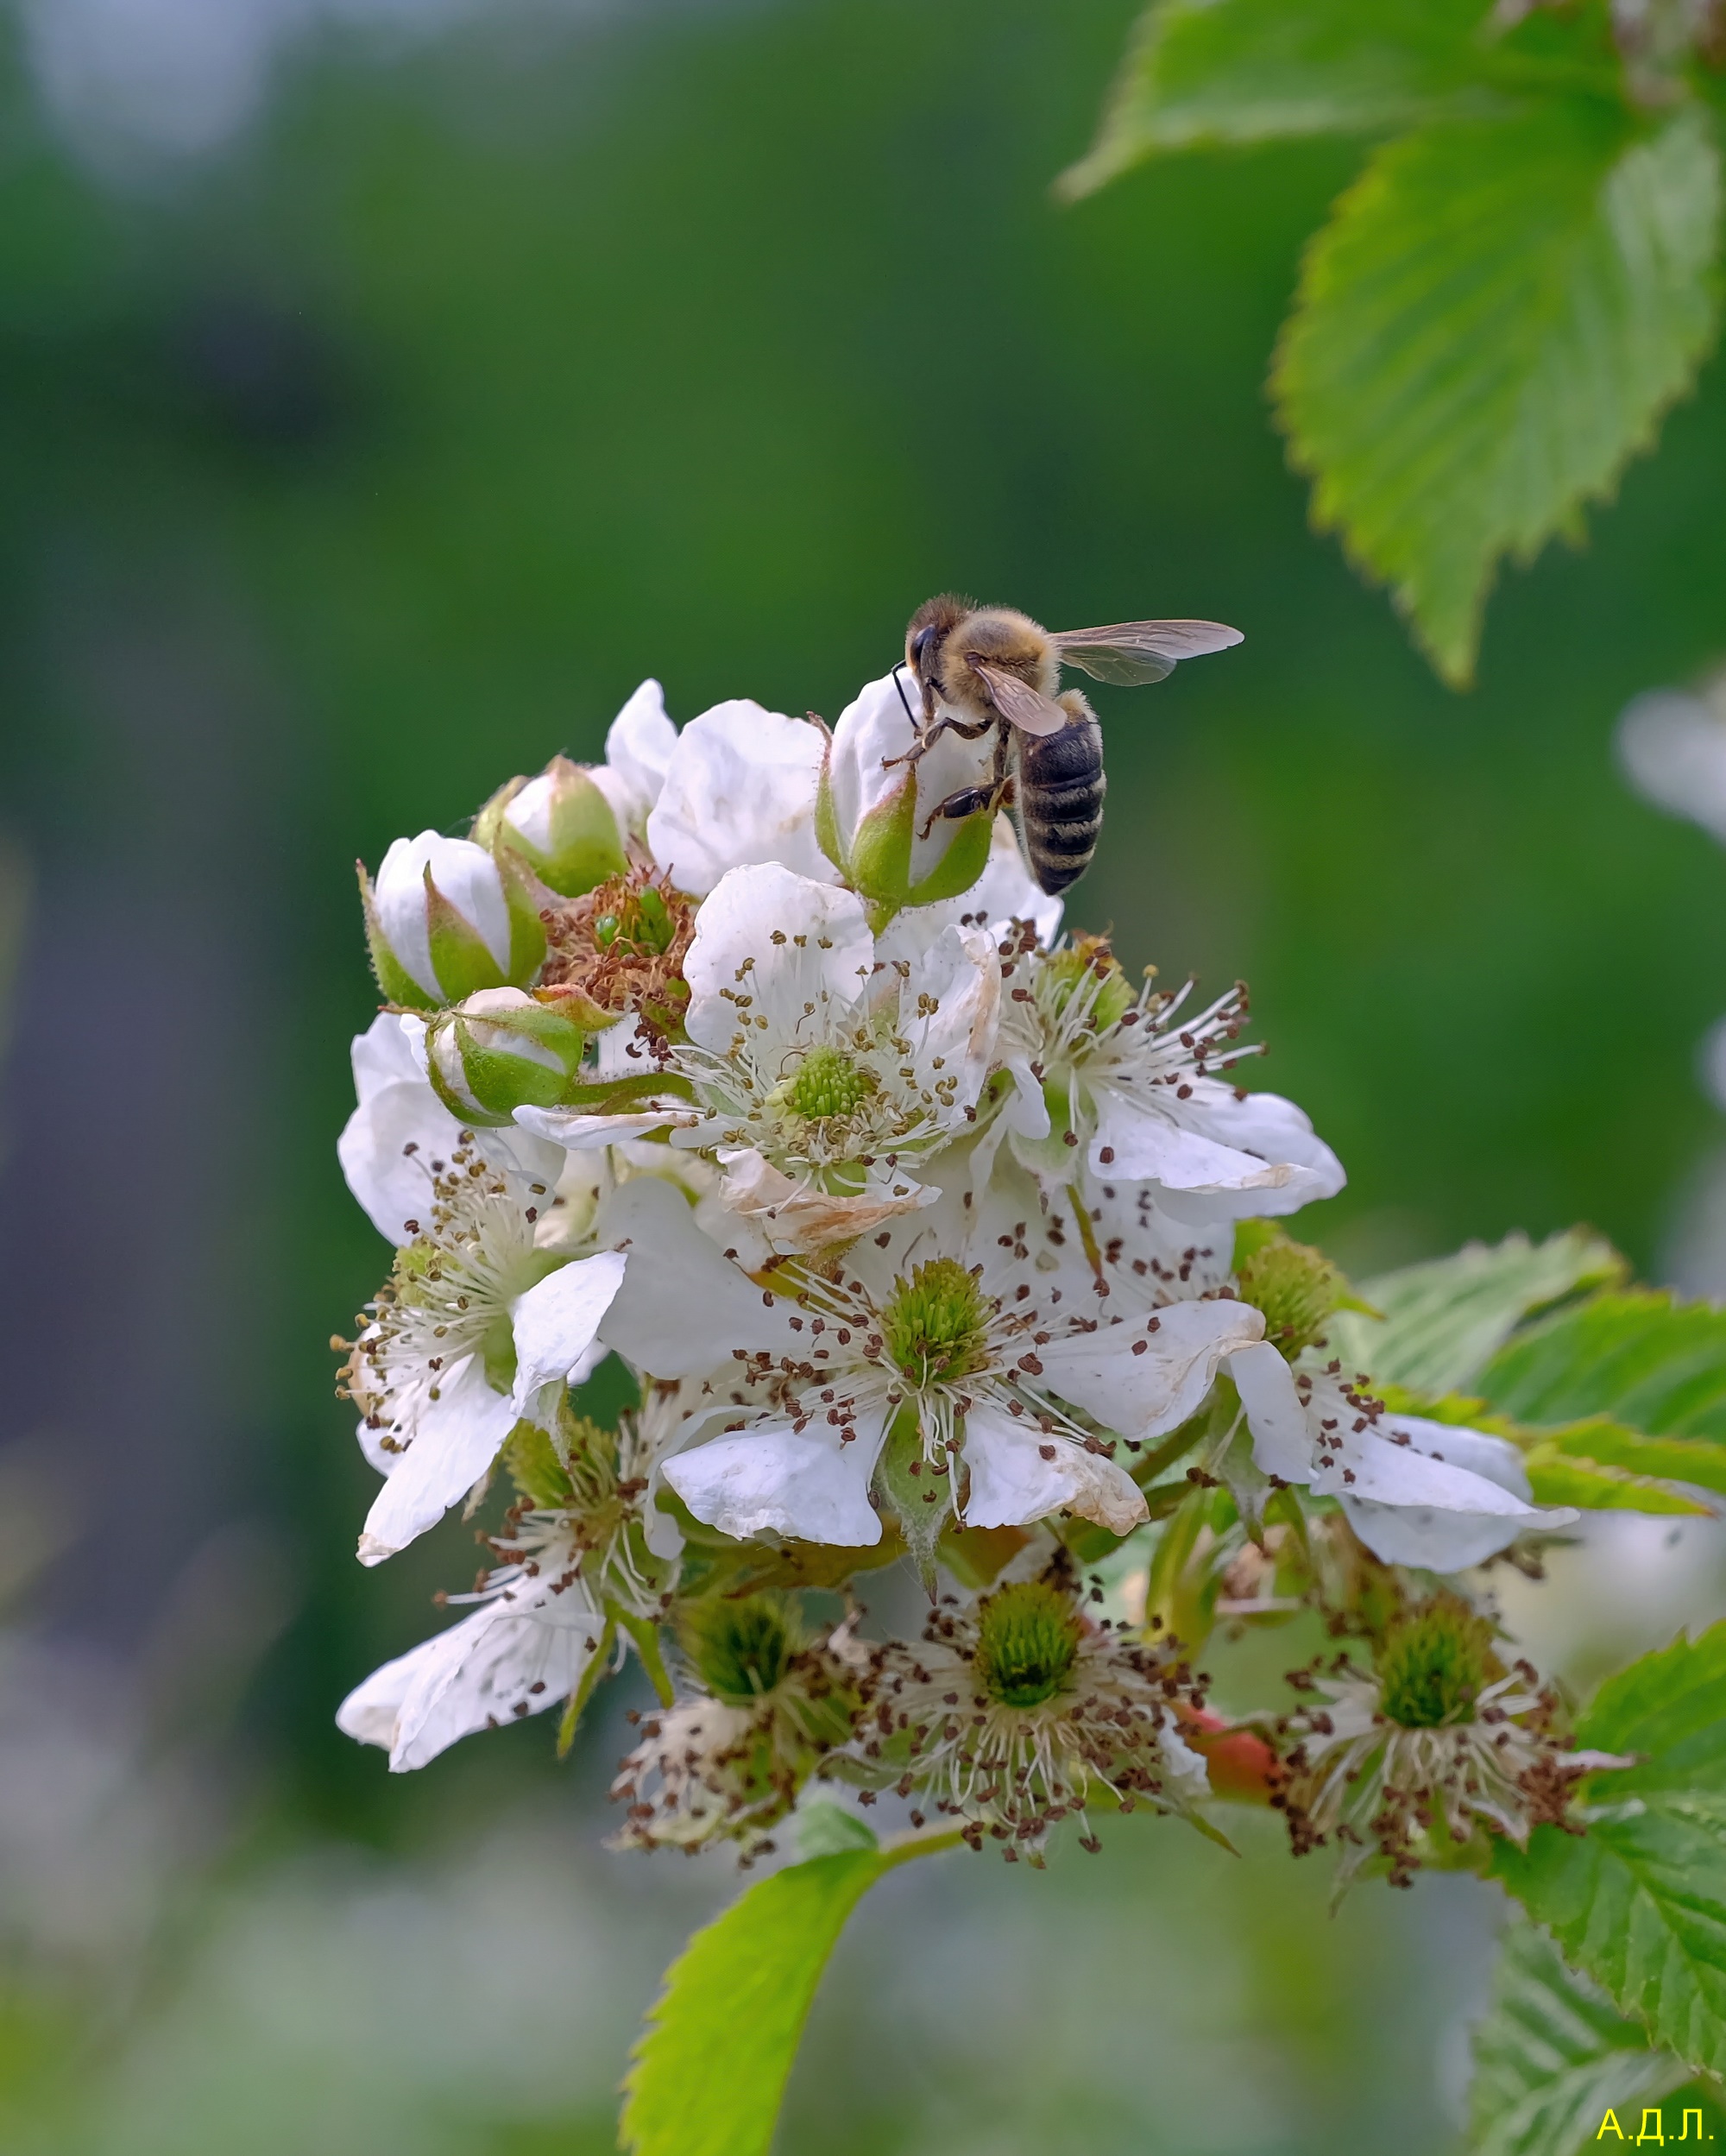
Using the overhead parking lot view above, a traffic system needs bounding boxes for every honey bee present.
[896,595,1243,895]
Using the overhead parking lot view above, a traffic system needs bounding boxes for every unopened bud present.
[360,832,546,1010]
[424,987,590,1126]
[816,670,996,919]
[475,755,627,899]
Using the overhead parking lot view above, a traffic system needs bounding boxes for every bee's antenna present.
[891,662,919,730]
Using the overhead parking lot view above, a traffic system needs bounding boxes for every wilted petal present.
[714,1148,934,1253]
[961,1404,1145,1534]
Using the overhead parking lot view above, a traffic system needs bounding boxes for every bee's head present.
[905,593,972,684]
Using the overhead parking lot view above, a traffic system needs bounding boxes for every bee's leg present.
[883,712,997,772]
[917,781,1004,841]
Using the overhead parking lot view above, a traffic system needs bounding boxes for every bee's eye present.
[911,626,940,671]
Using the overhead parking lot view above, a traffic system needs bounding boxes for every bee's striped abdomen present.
[1017,716,1106,895]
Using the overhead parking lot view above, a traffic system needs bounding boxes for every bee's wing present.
[967,659,1073,737]
[1054,620,1244,686]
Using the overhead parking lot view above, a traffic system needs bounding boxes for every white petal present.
[1228,1340,1315,1482]
[1040,1297,1264,1439]
[682,864,872,1052]
[507,1250,629,1422]
[895,923,1000,1109]
[589,678,677,834]
[514,1103,700,1150]
[356,1356,520,1567]
[595,1175,801,1376]
[350,1010,425,1100]
[663,1409,888,1544]
[340,1073,564,1246]
[1128,1082,1345,1222]
[961,1404,1146,1535]
[1379,1413,1534,1498]
[824,668,917,838]
[646,701,830,896]
[337,1573,608,1771]
[1325,1419,1568,1572]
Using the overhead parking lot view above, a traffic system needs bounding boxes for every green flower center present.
[593,881,678,956]
[973,1580,1083,1709]
[1041,937,1136,1036]
[880,1258,994,1384]
[1375,1598,1496,1729]
[779,1043,876,1125]
[683,1592,799,1705]
[1234,1225,1353,1359]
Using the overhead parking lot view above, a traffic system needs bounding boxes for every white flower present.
[588,678,678,841]
[524,863,1000,1252]
[646,699,830,895]
[341,1113,627,1567]
[1227,1345,1576,1570]
[337,1518,609,1771]
[1002,950,1344,1221]
[337,1012,566,1246]
[594,1161,1264,1549]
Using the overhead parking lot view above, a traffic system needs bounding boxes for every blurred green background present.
[0,0,1723,2149]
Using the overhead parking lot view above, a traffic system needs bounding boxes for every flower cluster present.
[331,648,1607,1885]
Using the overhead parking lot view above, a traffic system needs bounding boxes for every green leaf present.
[1493,1623,1726,2077]
[621,1838,955,2156]
[1060,0,1494,193]
[794,1800,880,1860]
[1272,102,1722,685]
[1326,1227,1622,1395]
[1521,1447,1710,1517]
[1482,1291,1726,1445]
[1468,1917,1691,2156]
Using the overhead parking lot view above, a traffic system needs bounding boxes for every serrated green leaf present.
[621,1837,954,2156]
[1327,1228,1622,1394]
[1494,1623,1726,2078]
[1468,1917,1690,2156]
[1535,1416,1726,1501]
[1273,101,1722,684]
[1522,1450,1710,1516]
[1060,0,1494,194]
[1482,1292,1726,1445]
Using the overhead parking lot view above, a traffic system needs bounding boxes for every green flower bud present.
[425,987,589,1126]
[1233,1222,1366,1359]
[818,671,996,919]
[476,754,627,900]
[360,831,546,1010]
